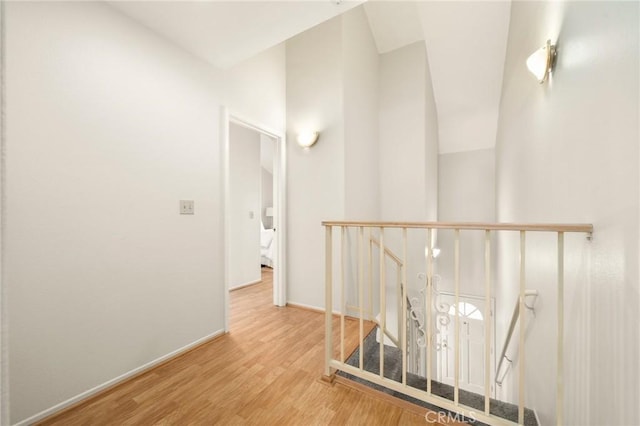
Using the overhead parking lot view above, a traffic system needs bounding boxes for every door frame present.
[436,292,496,397]
[0,2,6,423]
[220,107,287,332]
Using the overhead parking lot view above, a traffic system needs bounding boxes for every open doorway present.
[221,108,286,332]
[258,134,276,269]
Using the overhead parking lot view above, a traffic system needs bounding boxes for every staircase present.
[323,220,593,425]
[337,328,538,425]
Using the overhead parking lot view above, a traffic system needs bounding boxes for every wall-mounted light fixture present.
[425,246,441,259]
[296,131,320,148]
[526,39,557,83]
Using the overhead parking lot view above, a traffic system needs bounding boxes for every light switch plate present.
[180,200,194,215]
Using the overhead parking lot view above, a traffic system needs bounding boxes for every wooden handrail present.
[368,235,405,349]
[369,236,403,266]
[495,290,539,385]
[322,221,593,234]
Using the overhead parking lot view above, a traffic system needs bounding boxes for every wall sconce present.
[297,131,320,148]
[425,246,441,259]
[432,247,441,258]
[526,39,557,83]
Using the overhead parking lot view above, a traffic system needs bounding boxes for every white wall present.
[437,149,495,296]
[4,2,286,423]
[286,16,345,309]
[378,41,439,294]
[495,1,639,424]
[6,3,223,422]
[260,133,275,229]
[223,43,286,134]
[229,123,261,288]
[423,46,439,225]
[261,167,274,229]
[343,7,380,221]
[379,42,431,223]
[0,2,7,424]
[286,7,384,310]
[341,7,380,315]
[284,8,442,317]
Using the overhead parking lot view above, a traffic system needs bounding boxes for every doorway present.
[221,108,286,332]
[436,293,496,397]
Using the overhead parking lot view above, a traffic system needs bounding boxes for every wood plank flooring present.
[38,268,436,425]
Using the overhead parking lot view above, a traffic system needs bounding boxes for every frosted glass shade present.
[296,131,319,148]
[526,40,556,83]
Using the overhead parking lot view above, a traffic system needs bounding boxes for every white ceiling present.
[417,1,511,154]
[363,1,511,154]
[109,0,511,154]
[109,0,364,69]
[363,2,424,54]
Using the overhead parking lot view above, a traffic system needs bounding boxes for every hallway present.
[39,269,433,425]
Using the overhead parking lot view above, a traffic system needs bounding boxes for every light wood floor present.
[39,268,436,425]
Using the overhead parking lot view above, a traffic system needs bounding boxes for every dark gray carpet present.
[337,328,538,426]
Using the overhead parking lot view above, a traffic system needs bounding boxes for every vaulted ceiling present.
[363,1,511,154]
[108,0,364,69]
[109,0,511,154]
[416,1,511,154]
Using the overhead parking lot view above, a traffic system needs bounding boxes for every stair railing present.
[344,234,404,348]
[323,221,593,426]
[369,235,424,374]
[495,290,539,386]
[369,235,402,347]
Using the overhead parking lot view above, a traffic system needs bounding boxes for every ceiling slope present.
[363,1,511,154]
[363,1,424,53]
[417,1,511,154]
[108,0,364,69]
[109,0,511,154]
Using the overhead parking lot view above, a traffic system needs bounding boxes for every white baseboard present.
[229,278,262,291]
[285,301,342,316]
[13,329,225,426]
[286,301,324,313]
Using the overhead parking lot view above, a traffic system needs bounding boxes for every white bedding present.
[261,228,276,268]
